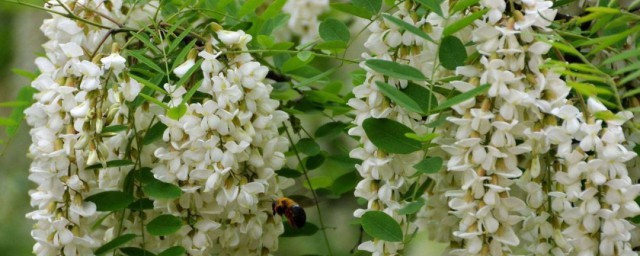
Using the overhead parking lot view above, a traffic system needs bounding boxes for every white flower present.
[100,53,126,74]
[173,59,195,78]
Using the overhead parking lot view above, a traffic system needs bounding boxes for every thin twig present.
[284,123,334,256]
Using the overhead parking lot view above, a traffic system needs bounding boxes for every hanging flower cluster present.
[149,29,290,255]
[280,0,329,43]
[24,1,291,255]
[419,0,640,255]
[24,1,154,255]
[348,1,464,254]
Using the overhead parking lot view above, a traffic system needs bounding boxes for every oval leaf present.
[416,0,443,16]
[362,118,421,154]
[147,214,182,236]
[158,246,186,256]
[120,247,157,256]
[353,0,381,15]
[361,211,403,242]
[439,36,467,70]
[85,191,134,212]
[381,14,434,43]
[433,84,490,112]
[413,157,443,174]
[365,59,426,81]
[282,222,319,237]
[143,181,182,199]
[319,18,350,43]
[443,8,488,36]
[315,121,347,138]
[398,199,426,215]
[296,138,321,156]
[375,81,425,114]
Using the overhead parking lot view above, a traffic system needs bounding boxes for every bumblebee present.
[272,197,306,228]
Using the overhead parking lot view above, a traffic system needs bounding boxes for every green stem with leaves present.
[284,123,334,256]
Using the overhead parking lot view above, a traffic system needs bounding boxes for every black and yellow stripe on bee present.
[272,197,306,228]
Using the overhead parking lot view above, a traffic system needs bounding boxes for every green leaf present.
[147,214,182,236]
[293,68,335,88]
[0,117,18,126]
[405,132,439,142]
[306,90,346,104]
[158,246,186,256]
[403,82,438,113]
[330,3,372,19]
[170,40,197,71]
[552,41,583,58]
[86,160,135,170]
[101,124,128,134]
[239,0,265,16]
[305,154,326,170]
[305,176,333,190]
[579,26,640,56]
[282,54,315,72]
[567,81,612,96]
[439,36,467,70]
[413,157,443,174]
[130,32,161,55]
[433,84,490,112]
[130,74,167,94]
[603,48,640,65]
[296,138,321,156]
[95,234,137,255]
[416,0,443,17]
[262,0,287,19]
[319,18,350,43]
[314,40,347,50]
[0,101,29,108]
[381,14,434,43]
[375,81,425,114]
[614,62,640,75]
[119,247,156,256]
[361,211,403,242]
[620,69,640,86]
[128,198,154,211]
[276,168,303,178]
[143,122,167,145]
[315,121,347,138]
[451,0,480,14]
[398,199,425,215]
[257,35,275,48]
[143,181,182,199]
[364,59,426,81]
[168,27,194,54]
[12,68,38,80]
[330,171,358,196]
[128,51,165,74]
[443,8,488,36]
[353,0,381,15]
[85,191,134,212]
[362,118,421,154]
[281,222,319,237]
[167,103,188,120]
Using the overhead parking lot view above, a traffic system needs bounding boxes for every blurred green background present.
[0,3,445,255]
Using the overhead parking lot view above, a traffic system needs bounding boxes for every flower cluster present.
[25,1,291,255]
[280,0,329,43]
[427,0,640,255]
[348,1,462,254]
[24,1,153,255]
[149,29,290,255]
